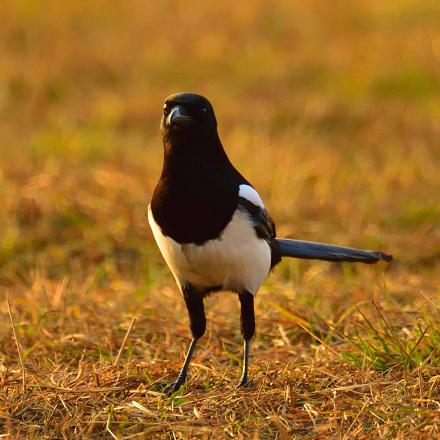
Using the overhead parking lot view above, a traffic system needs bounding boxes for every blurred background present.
[0,0,439,329]
[1,1,440,435]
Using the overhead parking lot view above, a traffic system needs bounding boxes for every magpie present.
[148,92,392,392]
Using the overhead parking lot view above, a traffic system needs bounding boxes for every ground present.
[1,0,439,438]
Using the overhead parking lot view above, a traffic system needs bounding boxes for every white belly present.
[148,205,271,295]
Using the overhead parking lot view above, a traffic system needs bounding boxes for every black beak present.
[166,105,193,127]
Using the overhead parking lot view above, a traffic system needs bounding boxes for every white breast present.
[148,204,271,295]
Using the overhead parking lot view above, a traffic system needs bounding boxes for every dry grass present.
[1,0,440,438]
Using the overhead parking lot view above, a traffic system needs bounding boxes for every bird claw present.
[238,375,250,388]
[165,376,186,395]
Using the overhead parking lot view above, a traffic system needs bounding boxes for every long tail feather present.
[276,238,393,264]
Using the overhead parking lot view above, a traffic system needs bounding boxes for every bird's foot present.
[237,374,250,388]
[166,375,186,395]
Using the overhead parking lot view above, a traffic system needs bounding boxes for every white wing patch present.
[238,184,265,208]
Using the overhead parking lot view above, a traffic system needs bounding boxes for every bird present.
[148,92,392,392]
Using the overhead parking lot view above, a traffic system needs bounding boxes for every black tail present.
[276,238,393,264]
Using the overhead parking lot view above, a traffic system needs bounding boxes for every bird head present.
[161,92,218,146]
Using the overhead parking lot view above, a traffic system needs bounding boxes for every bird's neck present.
[161,132,233,178]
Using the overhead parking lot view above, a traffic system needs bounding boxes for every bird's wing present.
[236,185,281,268]
[237,196,276,240]
[237,185,276,241]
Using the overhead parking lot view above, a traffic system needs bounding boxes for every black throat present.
[151,129,248,245]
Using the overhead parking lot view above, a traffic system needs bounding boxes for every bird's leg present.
[238,292,255,387]
[170,286,206,392]
[239,338,251,387]
[172,337,198,392]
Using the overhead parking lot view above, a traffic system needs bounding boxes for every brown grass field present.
[1,0,439,438]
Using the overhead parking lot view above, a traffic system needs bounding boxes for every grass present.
[1,0,439,438]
